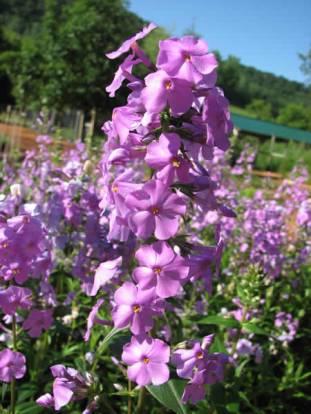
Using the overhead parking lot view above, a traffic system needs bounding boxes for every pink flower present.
[0,348,26,382]
[172,335,214,378]
[37,365,91,411]
[0,286,32,315]
[157,36,217,84]
[126,179,186,240]
[90,256,122,296]
[142,70,194,115]
[106,55,141,97]
[133,241,189,298]
[112,282,164,335]
[84,298,105,342]
[145,133,191,185]
[106,22,157,59]
[122,336,170,386]
[22,309,53,337]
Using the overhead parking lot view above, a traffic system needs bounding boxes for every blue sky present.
[129,0,311,83]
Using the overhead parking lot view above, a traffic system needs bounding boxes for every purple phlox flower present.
[106,22,157,59]
[202,88,233,153]
[204,353,228,384]
[37,365,91,411]
[0,286,32,315]
[112,282,164,335]
[126,179,186,240]
[106,54,141,97]
[172,335,214,379]
[236,339,255,357]
[174,336,228,404]
[108,134,145,166]
[0,226,16,264]
[63,292,76,306]
[1,262,29,284]
[36,135,53,145]
[22,309,53,337]
[142,70,194,115]
[122,336,170,386]
[157,36,217,84]
[0,348,26,382]
[145,133,191,185]
[181,370,206,404]
[230,298,252,322]
[90,256,122,296]
[234,339,262,364]
[274,311,299,343]
[188,243,222,293]
[111,106,142,145]
[133,241,189,298]
[84,298,107,341]
[7,215,43,258]
[36,393,55,409]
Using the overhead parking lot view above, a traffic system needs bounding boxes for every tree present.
[246,99,273,121]
[299,44,311,84]
[277,103,311,131]
[3,0,145,113]
[216,54,241,103]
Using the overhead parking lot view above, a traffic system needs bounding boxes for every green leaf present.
[198,315,241,329]
[226,402,240,413]
[16,401,43,414]
[97,327,124,354]
[235,358,249,378]
[2,382,8,401]
[147,379,188,414]
[242,322,270,336]
[210,334,227,353]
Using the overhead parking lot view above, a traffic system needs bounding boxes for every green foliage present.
[216,51,311,117]
[277,103,311,130]
[1,0,145,112]
[254,139,311,175]
[147,380,188,414]
[246,99,273,121]
[299,43,311,84]
[217,54,241,103]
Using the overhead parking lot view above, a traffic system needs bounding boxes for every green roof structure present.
[231,113,311,144]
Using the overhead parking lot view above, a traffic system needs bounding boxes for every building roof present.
[231,113,311,144]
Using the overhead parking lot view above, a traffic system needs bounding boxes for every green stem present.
[128,380,132,414]
[136,387,146,414]
[11,314,17,414]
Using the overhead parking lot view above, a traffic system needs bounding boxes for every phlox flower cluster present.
[85,22,234,401]
[0,212,52,382]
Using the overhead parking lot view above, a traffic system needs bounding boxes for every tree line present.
[1,0,311,131]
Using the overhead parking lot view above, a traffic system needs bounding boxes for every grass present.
[230,105,256,118]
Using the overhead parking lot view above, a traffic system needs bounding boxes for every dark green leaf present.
[198,315,241,329]
[242,322,270,336]
[147,379,188,414]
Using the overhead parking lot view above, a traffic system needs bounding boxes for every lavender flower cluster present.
[0,22,309,413]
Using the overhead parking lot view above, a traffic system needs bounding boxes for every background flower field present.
[0,2,311,414]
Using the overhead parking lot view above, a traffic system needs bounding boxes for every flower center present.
[132,304,141,313]
[112,184,119,193]
[1,242,8,249]
[12,268,20,275]
[154,267,162,275]
[143,357,150,364]
[184,54,191,62]
[165,80,172,90]
[196,351,204,360]
[151,206,159,215]
[172,158,181,168]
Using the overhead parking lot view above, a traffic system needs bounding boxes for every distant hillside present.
[216,54,311,115]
